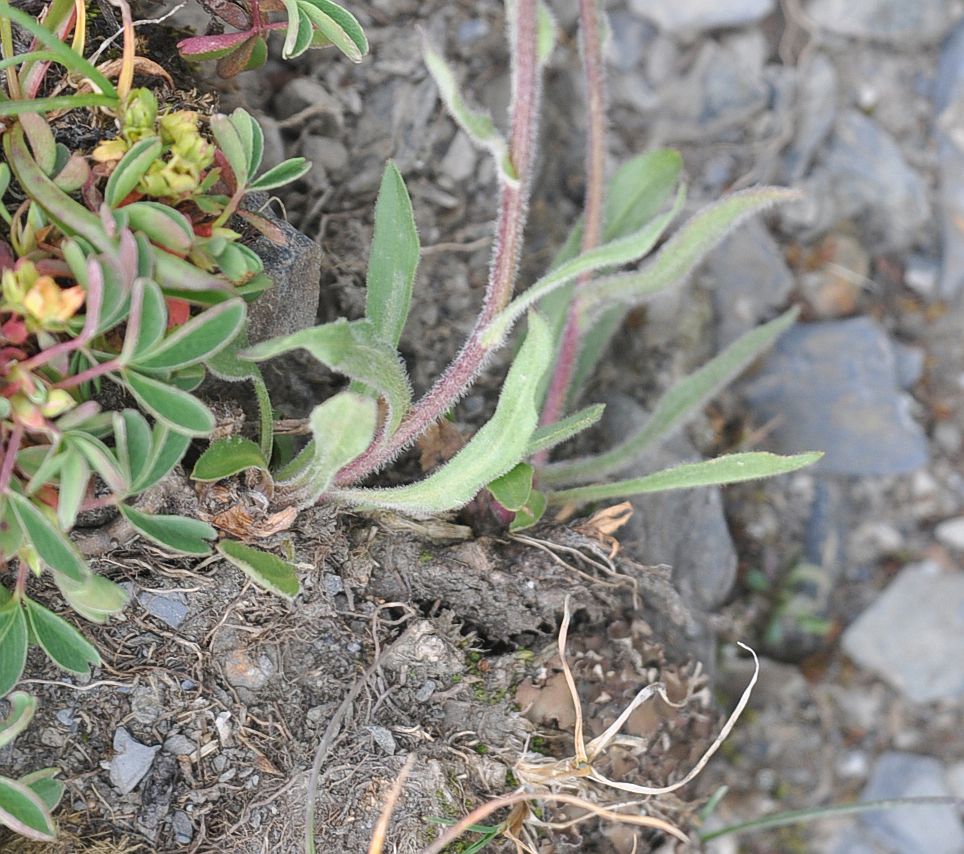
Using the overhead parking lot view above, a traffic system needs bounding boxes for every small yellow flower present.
[22,276,85,326]
[91,136,129,164]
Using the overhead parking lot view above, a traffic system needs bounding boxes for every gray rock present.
[807,0,954,43]
[172,810,194,845]
[935,516,964,550]
[741,317,928,475]
[367,725,397,755]
[440,131,478,183]
[54,709,75,728]
[894,343,926,390]
[860,752,964,853]
[937,20,964,297]
[302,135,349,177]
[130,683,164,725]
[628,0,775,35]
[783,111,930,251]
[273,77,343,133]
[783,53,838,182]
[137,590,188,629]
[842,562,964,702]
[654,41,770,139]
[40,727,66,748]
[707,218,795,346]
[246,215,322,344]
[904,254,940,299]
[110,728,159,795]
[223,649,275,691]
[162,734,197,756]
[600,395,738,610]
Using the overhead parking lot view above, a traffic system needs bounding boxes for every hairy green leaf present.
[334,313,552,514]
[19,769,64,812]
[525,404,605,456]
[132,422,191,493]
[119,505,216,555]
[127,279,168,362]
[0,692,36,750]
[210,113,248,187]
[121,371,216,436]
[366,162,419,348]
[243,319,411,437]
[7,493,88,583]
[536,0,558,65]
[218,540,300,600]
[298,0,368,61]
[543,309,801,485]
[56,449,90,531]
[484,189,685,348]
[229,109,264,179]
[124,202,194,255]
[56,574,129,624]
[24,598,101,675]
[0,776,57,841]
[192,437,269,481]
[247,157,311,191]
[547,452,823,505]
[487,463,534,512]
[509,488,546,532]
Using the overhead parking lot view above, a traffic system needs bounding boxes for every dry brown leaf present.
[417,419,466,471]
[211,504,297,540]
[574,502,634,558]
[86,57,174,87]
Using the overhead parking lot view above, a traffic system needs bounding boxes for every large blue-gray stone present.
[937,19,964,298]
[741,317,927,475]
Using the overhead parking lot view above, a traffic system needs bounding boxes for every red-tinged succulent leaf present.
[177,30,251,61]
[216,35,266,78]
[212,0,251,29]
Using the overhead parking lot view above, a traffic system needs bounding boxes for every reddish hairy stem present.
[334,0,542,487]
[0,423,24,495]
[537,0,607,446]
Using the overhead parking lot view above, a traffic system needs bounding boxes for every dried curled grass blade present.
[420,791,688,853]
[558,596,586,764]
[368,754,416,854]
[587,642,759,796]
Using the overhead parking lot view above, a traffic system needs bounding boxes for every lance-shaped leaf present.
[483,189,685,348]
[218,540,300,600]
[104,137,162,208]
[210,113,249,187]
[543,308,801,485]
[247,157,311,191]
[0,776,57,841]
[154,250,234,296]
[19,113,56,175]
[229,109,264,180]
[365,162,419,348]
[0,692,36,750]
[133,422,191,493]
[177,30,251,61]
[7,493,88,583]
[281,0,305,58]
[56,448,90,531]
[288,392,378,506]
[299,0,368,62]
[125,202,195,255]
[536,0,558,65]
[18,769,64,812]
[243,319,411,437]
[24,598,101,675]
[132,299,246,371]
[56,574,129,624]
[333,313,552,514]
[0,600,27,697]
[421,31,508,174]
[119,505,216,555]
[547,452,823,506]
[525,403,605,457]
[192,436,269,481]
[583,187,801,313]
[121,371,216,436]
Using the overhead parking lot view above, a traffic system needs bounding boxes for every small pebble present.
[935,516,964,551]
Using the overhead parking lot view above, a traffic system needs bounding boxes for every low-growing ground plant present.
[0,0,820,844]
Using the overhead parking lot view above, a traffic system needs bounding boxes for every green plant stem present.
[333,0,543,488]
[537,0,606,447]
[0,11,22,99]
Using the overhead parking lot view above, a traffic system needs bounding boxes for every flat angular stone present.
[110,728,159,795]
[629,0,774,35]
[741,317,928,475]
[842,562,964,702]
[807,0,954,43]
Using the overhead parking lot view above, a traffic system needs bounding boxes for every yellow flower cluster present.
[2,262,85,332]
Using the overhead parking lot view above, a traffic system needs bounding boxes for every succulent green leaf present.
[543,309,801,485]
[334,313,552,514]
[298,0,368,61]
[18,769,64,812]
[247,157,311,191]
[281,0,304,58]
[105,137,163,208]
[421,33,507,172]
[192,437,269,481]
[291,392,378,505]
[484,188,685,348]
[365,162,419,348]
[243,319,411,437]
[132,422,191,493]
[210,113,248,187]
[56,449,90,531]
[121,371,216,436]
[19,113,57,175]
[115,410,151,488]
[133,299,246,371]
[525,404,605,457]
[487,463,534,512]
[509,489,547,532]
[0,776,57,841]
[0,600,27,698]
[124,202,194,255]
[218,540,300,600]
[0,692,36,750]
[154,250,234,296]
[119,505,216,555]
[583,187,801,312]
[125,278,168,362]
[7,493,88,583]
[0,500,23,559]
[68,433,128,495]
[53,152,90,192]
[547,452,823,506]
[24,598,101,675]
[56,574,129,624]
